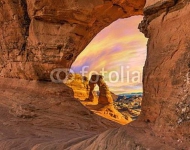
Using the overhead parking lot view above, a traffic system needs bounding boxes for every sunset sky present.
[71,16,147,94]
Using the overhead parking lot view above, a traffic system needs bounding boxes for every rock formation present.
[66,74,89,100]
[0,77,121,150]
[86,75,131,124]
[71,0,186,149]
[138,0,190,146]
[88,75,113,105]
[88,75,97,103]
[114,96,142,120]
[97,75,114,105]
[67,74,129,124]
[0,0,190,149]
[0,0,145,80]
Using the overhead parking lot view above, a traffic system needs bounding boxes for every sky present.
[71,16,147,95]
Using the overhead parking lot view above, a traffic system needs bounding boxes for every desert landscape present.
[0,0,190,150]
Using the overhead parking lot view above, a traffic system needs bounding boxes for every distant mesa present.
[114,94,142,121]
[117,92,143,101]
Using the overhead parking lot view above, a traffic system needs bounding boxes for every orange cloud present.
[72,16,148,94]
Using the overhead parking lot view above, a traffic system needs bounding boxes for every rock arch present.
[0,0,190,149]
[0,0,145,80]
[88,75,113,105]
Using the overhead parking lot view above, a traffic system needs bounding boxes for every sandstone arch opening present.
[68,16,147,124]
[1,0,190,149]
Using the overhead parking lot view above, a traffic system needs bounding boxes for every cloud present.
[71,16,148,94]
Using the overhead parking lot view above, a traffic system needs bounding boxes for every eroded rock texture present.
[139,0,190,148]
[0,77,122,150]
[0,0,190,149]
[0,0,145,80]
[64,0,190,149]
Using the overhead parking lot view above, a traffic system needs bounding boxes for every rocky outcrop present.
[0,0,145,80]
[0,0,190,149]
[138,0,190,148]
[66,74,89,100]
[86,75,131,124]
[88,75,113,105]
[114,96,142,120]
[67,74,130,124]
[88,76,97,103]
[78,1,190,148]
[97,75,114,105]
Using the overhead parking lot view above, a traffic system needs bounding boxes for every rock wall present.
[63,0,190,150]
[0,0,145,80]
[139,0,190,145]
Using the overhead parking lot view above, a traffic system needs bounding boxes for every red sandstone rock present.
[0,0,145,80]
[0,0,189,149]
[139,1,190,147]
[67,74,129,124]
[89,75,113,105]
[0,77,121,149]
[66,74,89,100]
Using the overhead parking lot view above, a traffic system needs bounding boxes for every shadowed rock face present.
[89,75,113,105]
[0,0,145,80]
